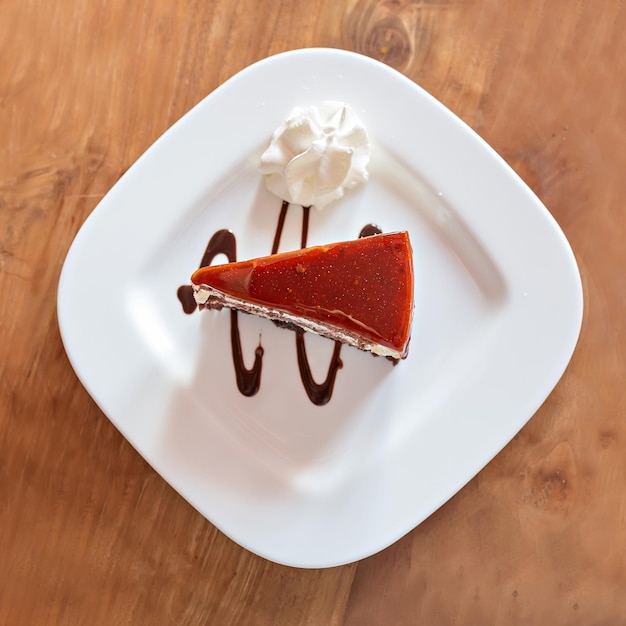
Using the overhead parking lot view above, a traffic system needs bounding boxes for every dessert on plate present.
[191,230,414,360]
[180,100,414,402]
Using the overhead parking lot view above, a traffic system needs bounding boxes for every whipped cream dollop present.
[259,101,370,210]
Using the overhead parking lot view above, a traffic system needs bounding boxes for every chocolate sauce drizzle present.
[271,200,290,255]
[359,223,382,238]
[178,229,263,396]
[295,331,343,406]
[230,309,264,396]
[177,202,383,405]
[290,205,343,405]
[176,230,237,314]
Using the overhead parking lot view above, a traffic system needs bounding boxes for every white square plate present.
[58,48,583,567]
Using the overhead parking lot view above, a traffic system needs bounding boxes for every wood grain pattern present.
[2,0,625,623]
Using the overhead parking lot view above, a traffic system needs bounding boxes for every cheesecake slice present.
[191,231,414,359]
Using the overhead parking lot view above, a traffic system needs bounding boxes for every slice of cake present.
[191,231,414,360]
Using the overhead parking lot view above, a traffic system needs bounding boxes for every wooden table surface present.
[2,0,625,623]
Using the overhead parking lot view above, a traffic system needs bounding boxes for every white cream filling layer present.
[193,285,401,360]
